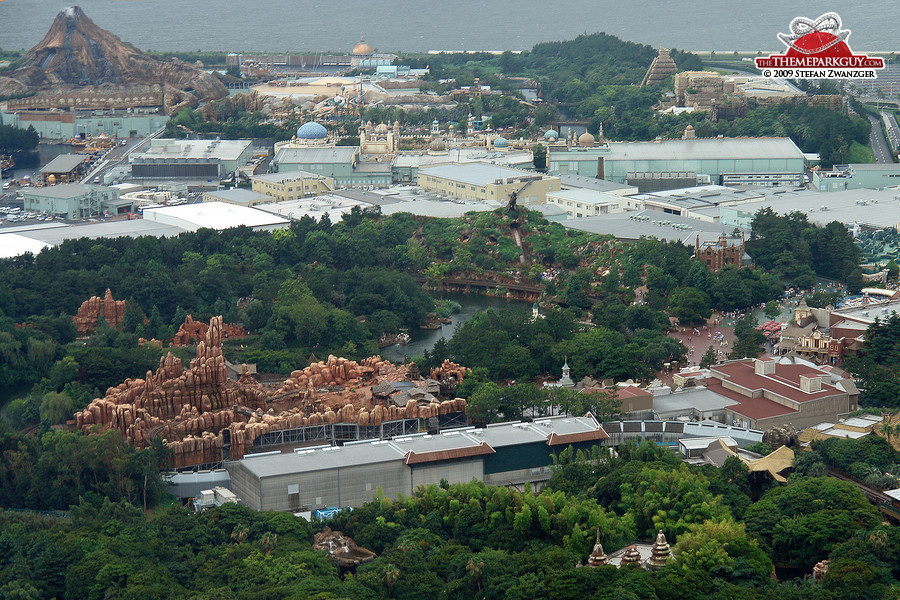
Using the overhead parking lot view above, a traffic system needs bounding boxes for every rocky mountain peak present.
[0,6,226,113]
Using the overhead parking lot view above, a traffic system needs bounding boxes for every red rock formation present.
[74,316,468,468]
[73,289,126,336]
[171,315,248,346]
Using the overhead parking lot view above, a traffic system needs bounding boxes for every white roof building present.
[0,233,52,258]
[142,201,289,231]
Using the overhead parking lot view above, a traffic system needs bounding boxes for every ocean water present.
[0,0,894,54]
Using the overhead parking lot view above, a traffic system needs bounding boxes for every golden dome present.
[578,132,596,147]
[374,123,389,135]
[352,37,373,55]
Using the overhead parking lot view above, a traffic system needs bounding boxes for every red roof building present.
[706,358,858,430]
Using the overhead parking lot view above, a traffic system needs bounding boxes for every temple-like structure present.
[646,530,673,570]
[587,530,608,566]
[641,47,678,86]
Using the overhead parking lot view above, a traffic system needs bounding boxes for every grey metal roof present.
[16,219,187,245]
[22,183,101,199]
[606,137,804,161]
[547,188,621,206]
[418,162,546,187]
[238,442,406,479]
[563,209,745,244]
[204,189,273,204]
[531,203,568,216]
[274,147,358,165]
[380,199,497,218]
[476,415,601,448]
[720,187,900,229]
[652,388,738,414]
[231,414,604,479]
[164,469,231,499]
[560,174,636,193]
[138,139,251,161]
[41,154,89,174]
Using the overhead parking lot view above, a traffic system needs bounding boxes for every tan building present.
[706,358,858,430]
[417,162,560,205]
[251,171,334,202]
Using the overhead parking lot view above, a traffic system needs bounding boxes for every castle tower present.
[645,530,673,570]
[431,119,440,136]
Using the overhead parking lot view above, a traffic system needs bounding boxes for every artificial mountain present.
[0,6,227,114]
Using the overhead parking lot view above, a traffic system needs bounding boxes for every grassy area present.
[848,140,876,163]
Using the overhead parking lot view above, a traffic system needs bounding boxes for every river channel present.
[380,293,529,363]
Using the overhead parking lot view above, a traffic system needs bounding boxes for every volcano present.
[0,6,227,114]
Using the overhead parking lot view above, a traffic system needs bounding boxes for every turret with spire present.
[560,357,574,388]
[645,530,672,570]
[588,530,608,566]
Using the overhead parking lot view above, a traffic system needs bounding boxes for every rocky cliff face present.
[0,6,226,114]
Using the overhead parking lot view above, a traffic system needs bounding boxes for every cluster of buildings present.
[775,295,900,365]
[161,355,862,517]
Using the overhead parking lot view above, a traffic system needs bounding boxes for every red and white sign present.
[755,13,884,79]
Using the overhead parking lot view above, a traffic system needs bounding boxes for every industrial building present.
[717,186,900,230]
[563,209,746,245]
[271,147,393,187]
[0,233,51,258]
[226,415,607,512]
[202,188,274,207]
[250,171,335,201]
[559,174,638,196]
[256,195,371,222]
[545,188,635,218]
[812,163,900,192]
[0,108,166,140]
[548,136,805,188]
[22,184,122,219]
[142,201,289,232]
[130,139,254,180]
[40,154,90,184]
[417,162,560,205]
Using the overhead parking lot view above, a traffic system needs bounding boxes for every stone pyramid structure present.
[641,47,677,86]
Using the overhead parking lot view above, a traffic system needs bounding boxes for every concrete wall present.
[410,459,483,490]
[256,461,411,513]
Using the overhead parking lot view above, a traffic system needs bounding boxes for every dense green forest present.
[843,314,900,408]
[1,204,880,430]
[1,437,898,599]
[0,123,39,157]
[747,208,864,290]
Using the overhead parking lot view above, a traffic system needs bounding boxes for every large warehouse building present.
[417,162,561,205]
[130,139,254,180]
[226,415,607,512]
[548,137,805,188]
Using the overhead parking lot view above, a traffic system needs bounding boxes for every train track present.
[826,466,900,522]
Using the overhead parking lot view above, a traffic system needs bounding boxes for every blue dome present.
[494,136,509,148]
[543,129,559,139]
[297,122,328,139]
